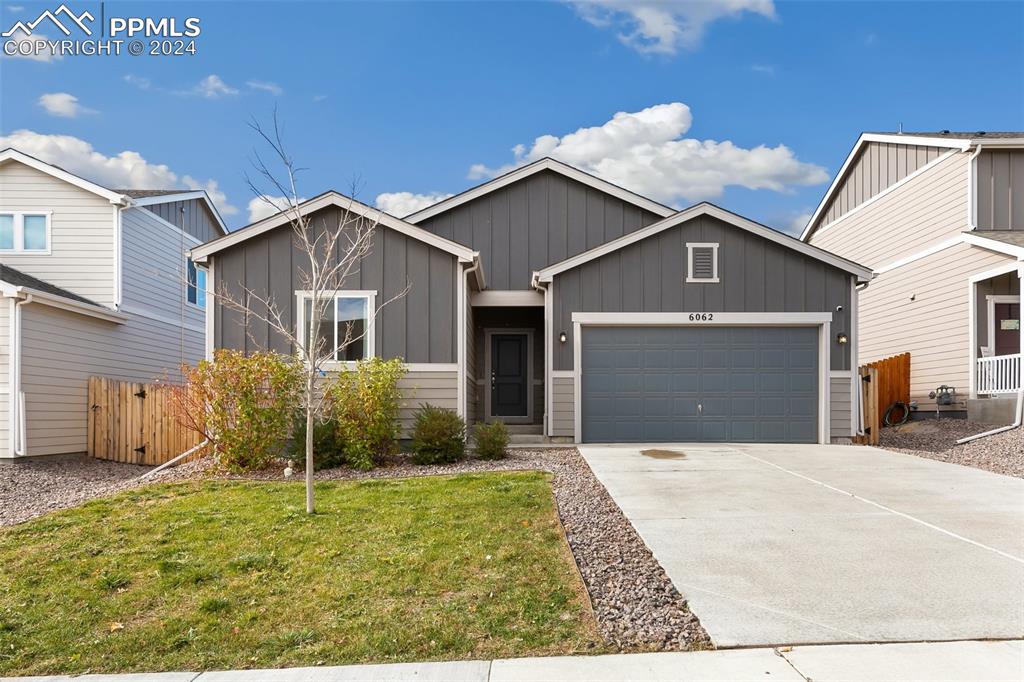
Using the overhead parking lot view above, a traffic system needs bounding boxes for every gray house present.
[190,158,872,444]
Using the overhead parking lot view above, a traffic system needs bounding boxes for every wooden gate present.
[864,352,911,415]
[87,377,204,465]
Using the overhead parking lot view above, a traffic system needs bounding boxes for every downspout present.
[460,258,481,422]
[967,144,983,230]
[957,391,1022,444]
[531,273,550,435]
[13,293,33,456]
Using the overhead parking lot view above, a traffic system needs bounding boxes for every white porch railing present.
[977,353,1022,394]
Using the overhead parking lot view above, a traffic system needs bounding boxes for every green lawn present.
[0,473,604,675]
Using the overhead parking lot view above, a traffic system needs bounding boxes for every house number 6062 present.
[688,313,714,322]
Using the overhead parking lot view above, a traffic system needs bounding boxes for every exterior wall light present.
[836,333,849,345]
[559,331,567,343]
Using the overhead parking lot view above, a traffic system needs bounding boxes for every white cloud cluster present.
[468,102,827,206]
[0,130,238,215]
[573,0,776,54]
[374,191,453,217]
[182,74,239,99]
[247,80,283,96]
[2,31,60,61]
[38,92,94,118]
[247,195,307,223]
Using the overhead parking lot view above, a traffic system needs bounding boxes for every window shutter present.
[692,246,715,280]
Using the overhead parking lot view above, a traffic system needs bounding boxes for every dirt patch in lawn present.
[879,420,1024,478]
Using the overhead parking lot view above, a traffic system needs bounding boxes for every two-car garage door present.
[581,326,820,443]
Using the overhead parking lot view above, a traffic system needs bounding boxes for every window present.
[186,258,207,308]
[296,291,376,362]
[686,242,719,283]
[0,212,50,253]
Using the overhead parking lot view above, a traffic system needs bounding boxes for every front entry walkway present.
[578,443,1024,648]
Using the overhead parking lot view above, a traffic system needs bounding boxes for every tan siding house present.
[0,148,226,458]
[804,132,1024,419]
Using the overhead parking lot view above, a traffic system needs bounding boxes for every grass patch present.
[0,473,602,674]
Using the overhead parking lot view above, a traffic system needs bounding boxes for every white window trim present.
[185,257,207,310]
[685,242,720,283]
[294,289,377,368]
[0,211,52,255]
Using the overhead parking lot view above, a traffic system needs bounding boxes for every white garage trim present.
[571,312,833,445]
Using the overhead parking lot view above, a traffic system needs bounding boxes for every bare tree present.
[214,111,406,513]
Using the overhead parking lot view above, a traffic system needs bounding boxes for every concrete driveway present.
[578,443,1024,648]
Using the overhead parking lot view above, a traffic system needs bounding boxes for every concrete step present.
[503,424,543,434]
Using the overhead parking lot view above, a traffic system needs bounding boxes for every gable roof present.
[0,148,130,204]
[0,264,127,324]
[404,157,676,224]
[800,131,1024,242]
[534,202,874,285]
[189,190,479,266]
[0,149,227,235]
[0,264,99,306]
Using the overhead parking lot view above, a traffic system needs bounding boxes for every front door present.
[994,302,1021,356]
[490,333,528,418]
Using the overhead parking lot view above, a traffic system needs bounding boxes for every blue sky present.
[2,1,1022,233]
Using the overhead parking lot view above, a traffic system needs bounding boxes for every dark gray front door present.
[491,333,528,417]
[581,326,819,443]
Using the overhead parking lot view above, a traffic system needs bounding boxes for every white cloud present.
[247,195,306,223]
[312,94,327,103]
[572,0,776,54]
[784,210,812,235]
[2,31,60,61]
[751,63,775,75]
[374,191,453,217]
[7,5,25,12]
[247,80,283,96]
[0,129,238,215]
[38,92,94,118]
[469,102,828,206]
[179,74,239,99]
[123,74,152,90]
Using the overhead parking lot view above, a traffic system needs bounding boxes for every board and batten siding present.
[0,160,115,305]
[144,198,221,243]
[121,206,205,335]
[858,242,1015,410]
[0,299,9,455]
[551,214,854,372]
[810,151,970,268]
[975,149,1024,231]
[812,142,948,231]
[213,207,458,363]
[18,303,204,456]
[415,170,664,290]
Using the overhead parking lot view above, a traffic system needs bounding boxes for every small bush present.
[474,421,509,460]
[327,357,406,470]
[174,349,303,472]
[410,404,466,464]
[288,413,345,471]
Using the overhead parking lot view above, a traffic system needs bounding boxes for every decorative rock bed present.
[1,448,711,651]
[879,419,1024,478]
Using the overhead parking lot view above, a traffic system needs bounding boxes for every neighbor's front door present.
[490,333,528,418]
[994,302,1020,356]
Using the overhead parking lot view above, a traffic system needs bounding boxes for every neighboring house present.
[193,158,871,444]
[803,132,1024,421]
[0,148,226,458]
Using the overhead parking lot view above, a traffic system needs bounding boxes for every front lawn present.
[0,473,603,675]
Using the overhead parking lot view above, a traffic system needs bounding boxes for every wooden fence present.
[87,376,205,465]
[853,366,880,445]
[853,353,911,445]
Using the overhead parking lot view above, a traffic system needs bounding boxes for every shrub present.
[410,404,466,464]
[474,421,509,460]
[288,413,345,471]
[327,357,406,470]
[175,350,302,472]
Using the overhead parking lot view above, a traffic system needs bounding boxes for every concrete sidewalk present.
[11,639,1022,682]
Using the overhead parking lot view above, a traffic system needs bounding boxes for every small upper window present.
[0,212,50,253]
[186,258,207,309]
[686,242,719,283]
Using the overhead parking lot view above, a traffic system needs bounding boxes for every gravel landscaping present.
[879,420,1024,478]
[0,449,710,652]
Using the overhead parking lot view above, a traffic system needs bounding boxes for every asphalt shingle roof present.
[867,131,1024,140]
[114,189,189,198]
[0,264,101,306]
[971,231,1024,248]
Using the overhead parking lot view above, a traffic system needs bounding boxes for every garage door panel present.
[581,326,819,443]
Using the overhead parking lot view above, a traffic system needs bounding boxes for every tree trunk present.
[305,377,315,514]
